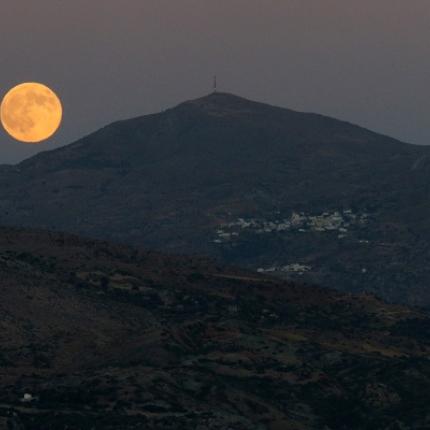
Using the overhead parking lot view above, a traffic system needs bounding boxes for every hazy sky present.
[1,0,430,163]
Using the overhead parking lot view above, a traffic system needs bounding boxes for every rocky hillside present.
[0,228,429,429]
[1,93,430,305]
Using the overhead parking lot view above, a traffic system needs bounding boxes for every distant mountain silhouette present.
[0,227,429,429]
[1,92,430,305]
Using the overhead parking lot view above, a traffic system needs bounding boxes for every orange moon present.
[0,82,62,143]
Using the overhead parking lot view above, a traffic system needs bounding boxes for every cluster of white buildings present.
[213,209,369,243]
[257,264,312,275]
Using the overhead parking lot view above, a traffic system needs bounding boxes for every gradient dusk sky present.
[1,0,429,162]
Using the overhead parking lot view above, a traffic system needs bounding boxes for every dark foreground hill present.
[1,93,430,305]
[0,228,429,429]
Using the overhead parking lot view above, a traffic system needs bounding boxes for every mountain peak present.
[178,91,267,115]
[191,91,251,104]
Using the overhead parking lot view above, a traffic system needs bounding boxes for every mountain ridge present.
[15,92,416,171]
[0,93,430,305]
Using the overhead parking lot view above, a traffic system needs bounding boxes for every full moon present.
[0,82,62,143]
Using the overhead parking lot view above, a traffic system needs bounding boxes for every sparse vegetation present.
[0,229,428,429]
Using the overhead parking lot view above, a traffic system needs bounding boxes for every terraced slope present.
[0,228,429,429]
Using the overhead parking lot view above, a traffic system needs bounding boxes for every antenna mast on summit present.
[213,75,217,93]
